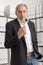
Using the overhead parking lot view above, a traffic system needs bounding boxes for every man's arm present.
[4,22,20,48]
[32,22,38,51]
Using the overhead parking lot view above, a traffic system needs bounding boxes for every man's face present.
[16,5,28,22]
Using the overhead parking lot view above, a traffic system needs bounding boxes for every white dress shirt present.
[17,18,33,53]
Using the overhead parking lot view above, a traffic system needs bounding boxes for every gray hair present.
[15,3,28,13]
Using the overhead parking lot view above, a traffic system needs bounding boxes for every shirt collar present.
[17,18,28,25]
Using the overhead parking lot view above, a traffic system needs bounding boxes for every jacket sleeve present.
[4,22,20,48]
[33,23,43,59]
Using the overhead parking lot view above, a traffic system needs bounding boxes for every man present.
[4,3,42,65]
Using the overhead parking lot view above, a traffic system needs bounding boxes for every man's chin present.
[20,18,25,21]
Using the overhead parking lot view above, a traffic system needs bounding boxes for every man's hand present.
[17,26,26,39]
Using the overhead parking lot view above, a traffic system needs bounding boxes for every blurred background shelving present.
[0,0,43,65]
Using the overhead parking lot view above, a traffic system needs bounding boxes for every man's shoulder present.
[28,20,34,25]
[6,18,17,25]
[29,20,34,23]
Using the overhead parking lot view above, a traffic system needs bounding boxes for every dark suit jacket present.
[4,18,42,65]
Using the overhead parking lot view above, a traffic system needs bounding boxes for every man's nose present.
[21,12,23,15]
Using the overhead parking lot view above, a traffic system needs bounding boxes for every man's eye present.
[23,11,25,13]
[18,11,21,13]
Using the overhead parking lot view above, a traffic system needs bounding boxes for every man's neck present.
[17,18,26,23]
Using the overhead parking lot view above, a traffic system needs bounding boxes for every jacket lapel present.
[14,19,21,33]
